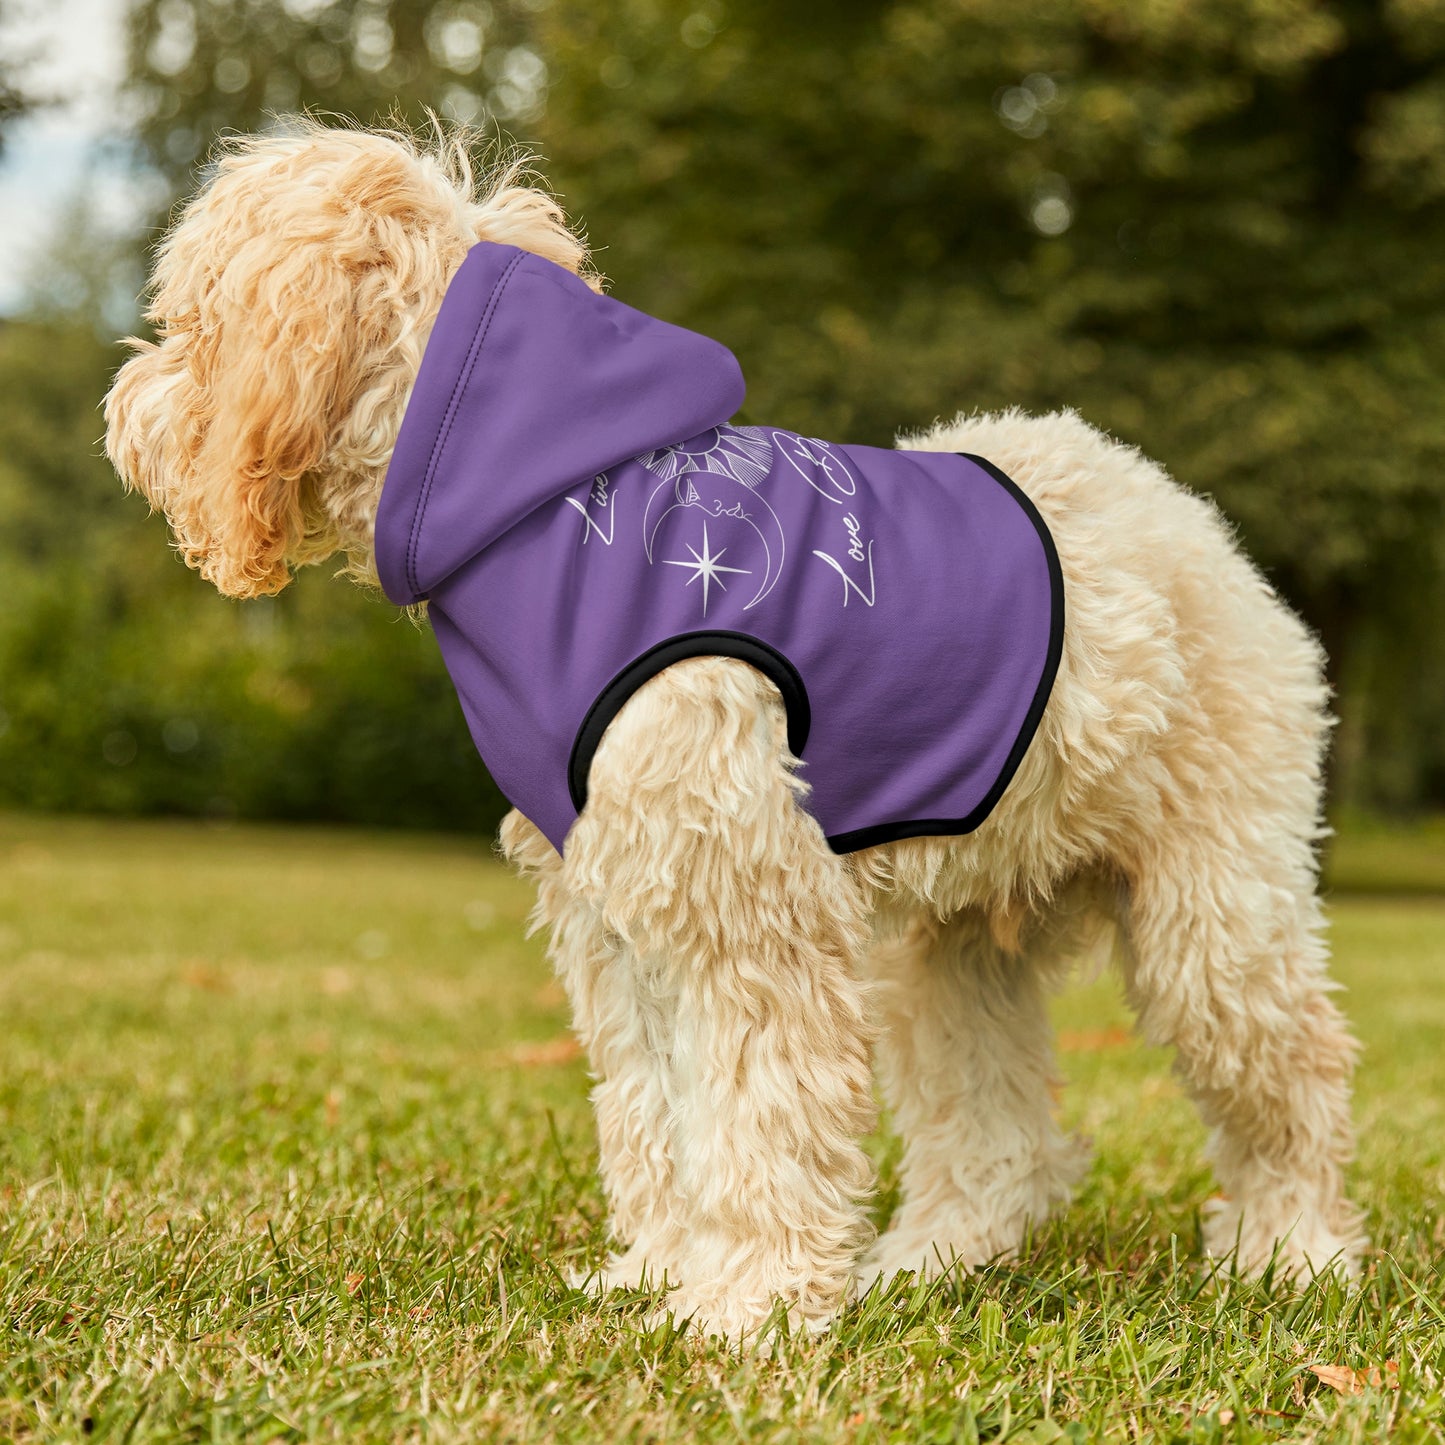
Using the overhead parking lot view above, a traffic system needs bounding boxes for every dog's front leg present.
[500,809,688,1290]
[564,659,878,1344]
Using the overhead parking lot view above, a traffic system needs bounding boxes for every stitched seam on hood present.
[405,248,526,599]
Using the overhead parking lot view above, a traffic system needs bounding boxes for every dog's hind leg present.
[563,659,878,1343]
[860,911,1088,1289]
[1120,828,1364,1279]
[500,809,689,1293]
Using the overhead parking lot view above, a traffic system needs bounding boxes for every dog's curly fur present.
[105,121,1365,1343]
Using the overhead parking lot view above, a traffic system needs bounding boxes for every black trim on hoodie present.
[822,455,1064,852]
[568,632,813,815]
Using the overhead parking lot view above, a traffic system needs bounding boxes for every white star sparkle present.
[662,519,751,617]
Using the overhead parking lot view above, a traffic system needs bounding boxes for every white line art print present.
[661,518,751,617]
[636,425,774,489]
[639,426,787,613]
[570,425,881,618]
[563,473,616,545]
[775,433,858,505]
[812,510,878,607]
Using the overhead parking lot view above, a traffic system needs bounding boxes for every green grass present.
[2,812,1443,1443]
[1324,811,1445,896]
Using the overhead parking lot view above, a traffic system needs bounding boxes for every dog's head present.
[105,121,591,598]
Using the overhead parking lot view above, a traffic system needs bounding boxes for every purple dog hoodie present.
[374,243,1063,854]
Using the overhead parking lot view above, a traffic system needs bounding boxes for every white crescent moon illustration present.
[642,470,787,611]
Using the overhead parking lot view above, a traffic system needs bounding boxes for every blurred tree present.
[0,0,550,833]
[0,316,510,830]
[0,317,128,571]
[0,0,37,152]
[31,0,1442,820]
[124,0,543,184]
[532,0,1445,806]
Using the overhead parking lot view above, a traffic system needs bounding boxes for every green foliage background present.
[3,0,1445,828]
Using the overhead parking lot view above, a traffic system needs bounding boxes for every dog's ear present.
[105,127,595,598]
[106,131,456,599]
[107,234,383,599]
[105,330,204,556]
[184,237,380,598]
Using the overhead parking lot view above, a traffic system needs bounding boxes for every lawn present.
[1,812,1442,1442]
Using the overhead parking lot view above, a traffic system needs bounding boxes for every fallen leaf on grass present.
[180,960,230,992]
[1310,1362,1399,1395]
[1056,1027,1133,1052]
[496,1037,584,1068]
[344,1273,365,1296]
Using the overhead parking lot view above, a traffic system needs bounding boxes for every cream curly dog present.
[105,123,1363,1342]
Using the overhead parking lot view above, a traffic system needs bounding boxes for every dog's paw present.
[859,1217,1022,1294]
[645,1286,837,1350]
[856,1242,983,1296]
[860,1138,1091,1295]
[570,1245,674,1296]
[1202,1196,1366,1282]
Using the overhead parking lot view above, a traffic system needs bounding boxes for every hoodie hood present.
[375,243,745,604]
